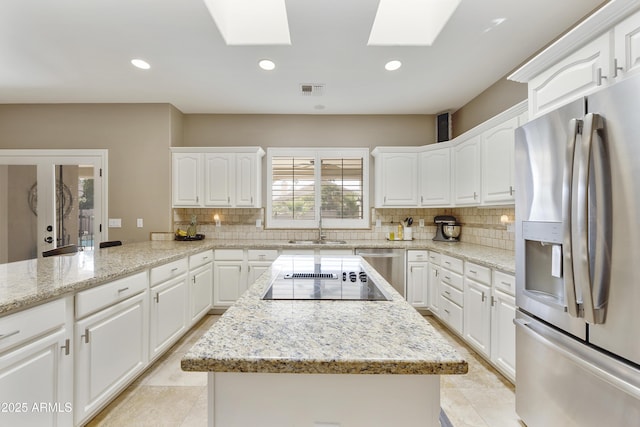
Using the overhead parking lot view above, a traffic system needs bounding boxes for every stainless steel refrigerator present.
[515,74,640,426]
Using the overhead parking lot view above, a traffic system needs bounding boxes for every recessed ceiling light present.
[258,59,276,71]
[385,60,402,71]
[131,59,150,70]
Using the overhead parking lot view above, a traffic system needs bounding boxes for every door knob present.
[44,236,53,243]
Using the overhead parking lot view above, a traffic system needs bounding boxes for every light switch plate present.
[137,218,143,228]
[108,218,122,228]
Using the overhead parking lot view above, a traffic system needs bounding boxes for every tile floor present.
[87,314,524,427]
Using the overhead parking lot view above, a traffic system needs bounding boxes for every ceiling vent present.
[300,83,325,96]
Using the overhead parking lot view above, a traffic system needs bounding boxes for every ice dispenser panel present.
[522,221,565,306]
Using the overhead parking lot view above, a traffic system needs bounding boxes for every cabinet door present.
[407,261,429,308]
[172,153,202,207]
[481,117,518,205]
[378,153,419,206]
[528,33,610,117]
[190,263,213,325]
[247,261,272,287]
[427,263,440,316]
[453,137,481,205]
[0,329,72,427]
[614,10,640,80]
[236,153,257,207]
[149,275,188,360]
[204,153,233,206]
[463,279,491,357]
[419,148,451,206]
[75,291,148,425]
[491,289,516,382]
[213,261,245,307]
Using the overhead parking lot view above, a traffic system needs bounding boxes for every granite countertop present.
[181,255,469,375]
[0,238,513,316]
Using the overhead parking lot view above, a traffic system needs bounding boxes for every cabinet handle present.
[202,256,209,260]
[81,328,90,344]
[227,196,230,203]
[251,196,253,204]
[469,269,477,274]
[444,309,450,314]
[501,281,512,287]
[444,290,451,295]
[0,330,20,341]
[61,338,71,356]
[473,191,478,200]
[154,292,160,303]
[444,276,451,280]
[196,196,199,203]
[421,196,424,203]
[509,186,514,196]
[384,196,387,203]
[491,296,496,307]
[481,291,486,302]
[171,267,179,272]
[597,68,608,86]
[435,270,439,277]
[117,287,129,293]
[444,261,451,265]
[248,265,251,272]
[193,276,196,284]
[613,58,624,78]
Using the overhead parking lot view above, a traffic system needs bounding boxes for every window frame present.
[266,147,370,229]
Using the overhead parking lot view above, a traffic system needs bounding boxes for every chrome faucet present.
[318,217,326,241]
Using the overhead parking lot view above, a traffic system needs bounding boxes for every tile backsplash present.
[174,206,515,251]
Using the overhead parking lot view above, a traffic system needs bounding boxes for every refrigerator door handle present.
[562,118,581,318]
[573,113,611,324]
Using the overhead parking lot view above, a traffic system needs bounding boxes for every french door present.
[0,150,107,263]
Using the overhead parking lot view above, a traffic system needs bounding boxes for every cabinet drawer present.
[76,271,148,319]
[441,254,463,274]
[494,270,515,296]
[189,250,213,270]
[428,251,441,265]
[440,269,463,291]
[150,258,188,286]
[215,249,244,261]
[247,249,279,261]
[407,250,428,262]
[465,262,491,285]
[0,298,66,353]
[441,282,464,307]
[439,295,463,335]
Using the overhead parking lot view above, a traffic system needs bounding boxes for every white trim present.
[509,0,640,83]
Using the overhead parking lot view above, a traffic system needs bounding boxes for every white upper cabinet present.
[480,116,519,205]
[613,9,640,80]
[372,149,419,207]
[172,147,264,208]
[204,152,233,206]
[528,33,610,118]
[419,145,451,206]
[453,136,481,206]
[172,152,202,206]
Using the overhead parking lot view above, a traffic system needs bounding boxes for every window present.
[267,148,369,229]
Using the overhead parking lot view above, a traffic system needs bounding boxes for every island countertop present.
[181,255,468,376]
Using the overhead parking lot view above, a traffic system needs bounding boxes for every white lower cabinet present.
[74,272,149,425]
[213,250,246,308]
[463,278,492,358]
[407,250,429,308]
[427,256,441,316]
[0,298,73,427]
[149,276,188,361]
[490,272,516,382]
[438,254,464,334]
[189,250,213,325]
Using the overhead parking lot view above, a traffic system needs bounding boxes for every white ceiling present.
[0,0,604,115]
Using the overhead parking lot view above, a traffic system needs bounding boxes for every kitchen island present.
[181,254,468,427]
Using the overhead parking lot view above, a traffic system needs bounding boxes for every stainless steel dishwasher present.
[355,248,405,297]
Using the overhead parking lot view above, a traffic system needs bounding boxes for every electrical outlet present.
[108,218,122,228]
[419,218,425,227]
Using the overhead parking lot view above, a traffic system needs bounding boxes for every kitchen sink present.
[288,240,347,245]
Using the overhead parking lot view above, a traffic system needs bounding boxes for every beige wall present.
[452,76,527,137]
[182,114,436,149]
[0,104,175,242]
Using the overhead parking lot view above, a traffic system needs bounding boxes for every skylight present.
[368,0,461,46]
[203,0,291,45]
